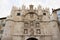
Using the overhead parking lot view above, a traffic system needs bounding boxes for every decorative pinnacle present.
[22,5,25,10]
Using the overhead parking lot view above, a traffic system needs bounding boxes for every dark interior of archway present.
[27,37,38,40]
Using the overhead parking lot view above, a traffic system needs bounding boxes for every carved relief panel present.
[23,12,41,35]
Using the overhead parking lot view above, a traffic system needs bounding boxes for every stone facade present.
[0,17,6,40]
[0,5,60,40]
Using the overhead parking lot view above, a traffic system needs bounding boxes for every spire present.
[38,5,42,10]
[22,5,26,10]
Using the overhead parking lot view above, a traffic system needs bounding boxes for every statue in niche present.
[36,22,40,27]
[30,21,34,26]
[30,28,34,35]
[24,21,29,27]
[30,13,34,18]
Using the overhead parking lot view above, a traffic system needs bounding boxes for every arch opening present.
[27,37,38,40]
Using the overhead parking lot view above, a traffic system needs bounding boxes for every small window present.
[43,13,46,15]
[24,29,28,34]
[17,13,20,16]
[36,29,41,34]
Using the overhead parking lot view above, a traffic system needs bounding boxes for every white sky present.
[0,0,60,18]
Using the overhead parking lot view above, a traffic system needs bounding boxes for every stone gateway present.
[1,5,59,40]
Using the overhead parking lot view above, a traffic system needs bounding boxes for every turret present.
[52,9,58,21]
[29,5,34,10]
[41,7,50,21]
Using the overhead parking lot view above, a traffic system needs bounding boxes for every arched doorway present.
[27,37,38,40]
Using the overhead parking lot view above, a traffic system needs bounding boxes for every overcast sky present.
[0,0,60,18]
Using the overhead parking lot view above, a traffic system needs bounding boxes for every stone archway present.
[27,37,38,40]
